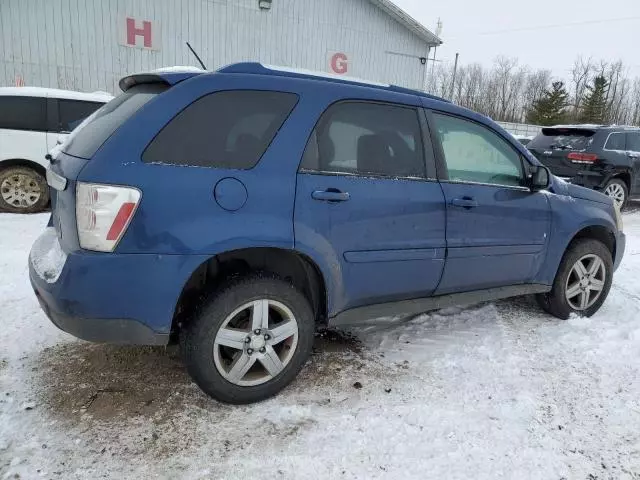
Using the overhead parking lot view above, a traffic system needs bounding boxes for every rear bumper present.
[30,275,168,345]
[29,228,209,345]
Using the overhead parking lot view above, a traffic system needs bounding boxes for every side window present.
[605,132,626,151]
[58,100,105,132]
[300,102,426,178]
[0,96,47,131]
[432,112,523,187]
[143,90,298,169]
[626,133,640,152]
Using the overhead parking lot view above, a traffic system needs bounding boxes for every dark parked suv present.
[527,125,640,209]
[30,64,625,404]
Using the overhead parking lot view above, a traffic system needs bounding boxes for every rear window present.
[0,96,47,131]
[142,90,298,169]
[528,128,595,151]
[63,83,167,159]
[58,99,105,132]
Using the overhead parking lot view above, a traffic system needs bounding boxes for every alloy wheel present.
[604,182,625,209]
[565,254,607,311]
[213,299,299,387]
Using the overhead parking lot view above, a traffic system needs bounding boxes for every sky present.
[392,0,640,80]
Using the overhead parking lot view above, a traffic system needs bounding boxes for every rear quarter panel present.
[78,73,316,256]
[0,129,48,168]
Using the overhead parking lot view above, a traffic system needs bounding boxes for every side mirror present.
[529,165,551,191]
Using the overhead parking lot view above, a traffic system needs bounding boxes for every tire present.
[0,166,49,213]
[536,239,613,320]
[180,274,315,404]
[603,178,628,210]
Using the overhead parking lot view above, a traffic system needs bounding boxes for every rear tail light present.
[567,152,598,164]
[76,182,141,252]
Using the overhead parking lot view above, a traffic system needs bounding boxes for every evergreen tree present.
[580,75,608,124]
[526,81,569,125]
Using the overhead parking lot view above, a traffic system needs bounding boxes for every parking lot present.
[1,210,640,479]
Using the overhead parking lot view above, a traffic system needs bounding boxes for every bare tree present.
[570,56,595,121]
[425,55,640,127]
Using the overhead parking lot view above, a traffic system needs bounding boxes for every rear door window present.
[300,101,426,178]
[527,128,595,151]
[57,99,105,132]
[63,83,168,159]
[604,132,626,151]
[626,132,640,152]
[142,90,298,169]
[0,96,47,131]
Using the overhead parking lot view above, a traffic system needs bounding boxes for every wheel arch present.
[569,224,616,258]
[171,247,329,340]
[556,224,617,281]
[606,170,631,193]
[0,158,47,178]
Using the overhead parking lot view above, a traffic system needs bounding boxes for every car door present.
[294,100,446,316]
[603,131,630,173]
[625,132,640,195]
[428,110,551,295]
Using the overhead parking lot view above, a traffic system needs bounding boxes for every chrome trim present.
[46,168,67,191]
[439,179,531,192]
[602,132,627,153]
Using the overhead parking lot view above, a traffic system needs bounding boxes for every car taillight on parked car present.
[567,152,598,164]
[76,182,141,252]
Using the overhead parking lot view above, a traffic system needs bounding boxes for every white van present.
[0,87,112,213]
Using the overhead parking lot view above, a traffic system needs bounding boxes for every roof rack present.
[217,63,448,103]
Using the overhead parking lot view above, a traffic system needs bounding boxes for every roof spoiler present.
[118,71,203,92]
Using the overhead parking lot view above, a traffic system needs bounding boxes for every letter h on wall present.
[126,18,152,48]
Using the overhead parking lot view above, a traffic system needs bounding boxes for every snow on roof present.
[548,123,640,131]
[152,66,205,73]
[368,0,442,46]
[549,124,604,129]
[261,64,390,87]
[0,86,112,102]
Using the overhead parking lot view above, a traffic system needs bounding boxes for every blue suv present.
[30,63,625,404]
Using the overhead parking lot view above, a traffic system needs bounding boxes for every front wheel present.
[536,239,613,319]
[180,275,315,404]
[603,178,628,210]
[0,166,49,213]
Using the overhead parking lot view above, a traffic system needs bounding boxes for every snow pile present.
[152,66,204,73]
[29,227,66,283]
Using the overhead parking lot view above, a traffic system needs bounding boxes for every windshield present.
[63,83,168,159]
[528,128,595,151]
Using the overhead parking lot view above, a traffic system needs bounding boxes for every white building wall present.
[0,0,431,94]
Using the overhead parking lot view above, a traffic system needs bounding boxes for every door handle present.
[628,152,640,159]
[451,196,478,209]
[311,189,350,202]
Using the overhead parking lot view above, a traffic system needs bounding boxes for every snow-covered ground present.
[2,210,640,479]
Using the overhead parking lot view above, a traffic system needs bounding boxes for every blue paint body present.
[30,63,626,340]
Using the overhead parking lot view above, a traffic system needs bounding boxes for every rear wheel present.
[603,178,627,210]
[0,166,49,213]
[536,239,613,319]
[180,275,315,404]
